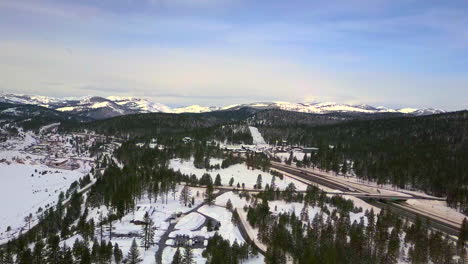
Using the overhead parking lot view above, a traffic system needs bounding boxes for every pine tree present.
[125,239,142,264]
[46,235,61,263]
[33,240,45,264]
[141,212,155,250]
[386,228,400,264]
[205,182,215,205]
[270,175,276,190]
[180,186,191,206]
[341,160,348,176]
[256,174,262,189]
[114,243,123,264]
[229,177,234,187]
[18,248,32,264]
[182,244,193,264]
[172,247,182,264]
[80,246,91,264]
[214,174,222,186]
[62,247,73,264]
[226,199,233,211]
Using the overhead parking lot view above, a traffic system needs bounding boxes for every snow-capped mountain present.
[106,96,172,113]
[219,101,445,115]
[0,93,445,119]
[172,105,221,114]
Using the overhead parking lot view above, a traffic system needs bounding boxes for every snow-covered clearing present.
[169,158,307,191]
[0,163,86,243]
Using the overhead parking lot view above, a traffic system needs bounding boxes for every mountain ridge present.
[0,93,445,120]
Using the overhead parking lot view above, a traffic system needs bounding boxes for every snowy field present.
[169,158,307,191]
[0,163,86,243]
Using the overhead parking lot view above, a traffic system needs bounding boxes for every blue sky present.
[0,0,467,110]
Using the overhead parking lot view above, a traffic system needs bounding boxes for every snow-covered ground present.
[169,158,307,191]
[80,186,264,263]
[0,163,86,243]
[80,185,208,263]
[0,129,111,244]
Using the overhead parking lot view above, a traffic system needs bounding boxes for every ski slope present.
[248,126,267,145]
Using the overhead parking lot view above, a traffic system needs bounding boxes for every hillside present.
[256,111,468,212]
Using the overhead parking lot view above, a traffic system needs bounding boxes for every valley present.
[0,100,466,264]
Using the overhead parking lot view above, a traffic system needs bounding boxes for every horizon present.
[0,91,453,111]
[1,0,468,111]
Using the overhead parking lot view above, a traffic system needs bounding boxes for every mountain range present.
[0,93,445,120]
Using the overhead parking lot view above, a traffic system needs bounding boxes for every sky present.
[0,0,467,110]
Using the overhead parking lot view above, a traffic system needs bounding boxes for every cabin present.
[131,206,156,225]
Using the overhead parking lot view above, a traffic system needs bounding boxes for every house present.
[131,206,156,225]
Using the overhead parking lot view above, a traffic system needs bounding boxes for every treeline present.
[202,234,257,264]
[62,108,257,139]
[258,111,468,213]
[245,185,466,264]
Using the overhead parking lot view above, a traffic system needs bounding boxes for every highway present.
[270,162,462,237]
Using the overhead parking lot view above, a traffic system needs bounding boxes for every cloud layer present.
[0,0,467,109]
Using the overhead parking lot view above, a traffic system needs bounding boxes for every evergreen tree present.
[80,246,91,264]
[205,182,215,205]
[172,247,182,264]
[114,243,123,264]
[125,239,142,264]
[229,177,234,187]
[46,235,61,263]
[226,199,233,211]
[18,248,33,264]
[214,174,222,186]
[180,186,191,206]
[182,244,193,264]
[256,174,262,189]
[141,212,155,250]
[386,228,400,264]
[33,240,45,264]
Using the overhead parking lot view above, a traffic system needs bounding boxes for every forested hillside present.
[248,109,405,127]
[257,111,468,212]
[0,102,87,131]
[62,107,259,139]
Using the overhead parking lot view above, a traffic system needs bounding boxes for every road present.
[154,190,228,264]
[270,162,463,237]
